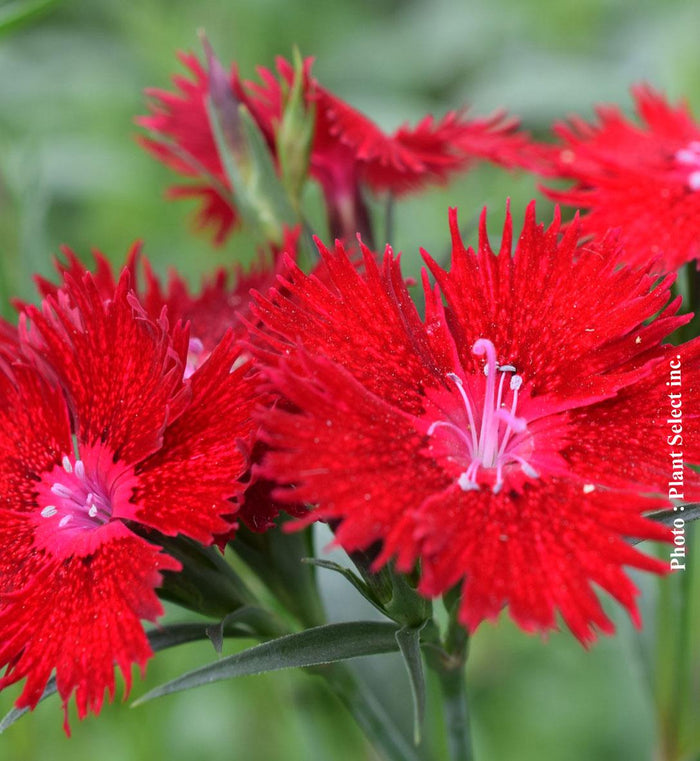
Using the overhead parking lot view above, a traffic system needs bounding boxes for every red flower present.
[251,202,700,644]
[36,237,301,536]
[0,266,258,728]
[127,232,304,534]
[138,52,526,243]
[138,53,239,244]
[532,85,700,271]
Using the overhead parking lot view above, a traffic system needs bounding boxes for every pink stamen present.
[430,339,537,493]
[38,455,113,532]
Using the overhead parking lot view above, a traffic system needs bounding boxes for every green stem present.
[426,589,474,761]
[317,662,425,761]
[435,664,473,761]
[665,531,695,760]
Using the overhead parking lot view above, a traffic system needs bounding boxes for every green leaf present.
[204,606,280,654]
[395,623,428,745]
[0,620,260,733]
[630,502,700,545]
[303,557,387,614]
[0,0,59,36]
[133,620,401,706]
[0,677,56,733]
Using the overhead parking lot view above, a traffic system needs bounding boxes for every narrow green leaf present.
[204,606,278,654]
[303,557,387,614]
[0,677,56,733]
[133,621,400,706]
[0,0,58,35]
[395,623,428,745]
[630,503,700,545]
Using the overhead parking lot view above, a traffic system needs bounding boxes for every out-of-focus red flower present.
[250,202,700,644]
[528,85,700,271]
[138,52,526,243]
[0,264,258,730]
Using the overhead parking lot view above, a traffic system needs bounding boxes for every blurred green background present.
[1,0,699,759]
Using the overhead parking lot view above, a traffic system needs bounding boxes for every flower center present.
[37,455,113,531]
[428,338,537,494]
[675,141,700,191]
[34,444,137,557]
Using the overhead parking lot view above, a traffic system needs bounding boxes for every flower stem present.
[663,533,695,761]
[316,661,425,761]
[435,664,473,761]
[425,590,474,761]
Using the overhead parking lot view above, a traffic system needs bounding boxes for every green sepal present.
[203,40,296,245]
[303,557,389,614]
[347,549,432,627]
[155,536,258,619]
[276,47,315,209]
[231,523,326,629]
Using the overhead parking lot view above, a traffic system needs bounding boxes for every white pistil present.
[74,460,86,480]
[41,505,57,518]
[62,456,73,473]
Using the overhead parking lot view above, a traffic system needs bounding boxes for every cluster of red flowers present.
[1,44,699,731]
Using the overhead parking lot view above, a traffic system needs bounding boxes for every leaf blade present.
[133,620,401,705]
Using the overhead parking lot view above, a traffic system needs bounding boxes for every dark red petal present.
[564,339,700,496]
[133,332,260,543]
[258,351,449,550]
[137,230,297,353]
[21,269,189,464]
[137,52,242,243]
[138,52,225,180]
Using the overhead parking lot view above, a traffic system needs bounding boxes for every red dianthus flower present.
[138,52,525,243]
[531,85,700,271]
[251,202,700,644]
[35,236,301,535]
[0,265,258,728]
